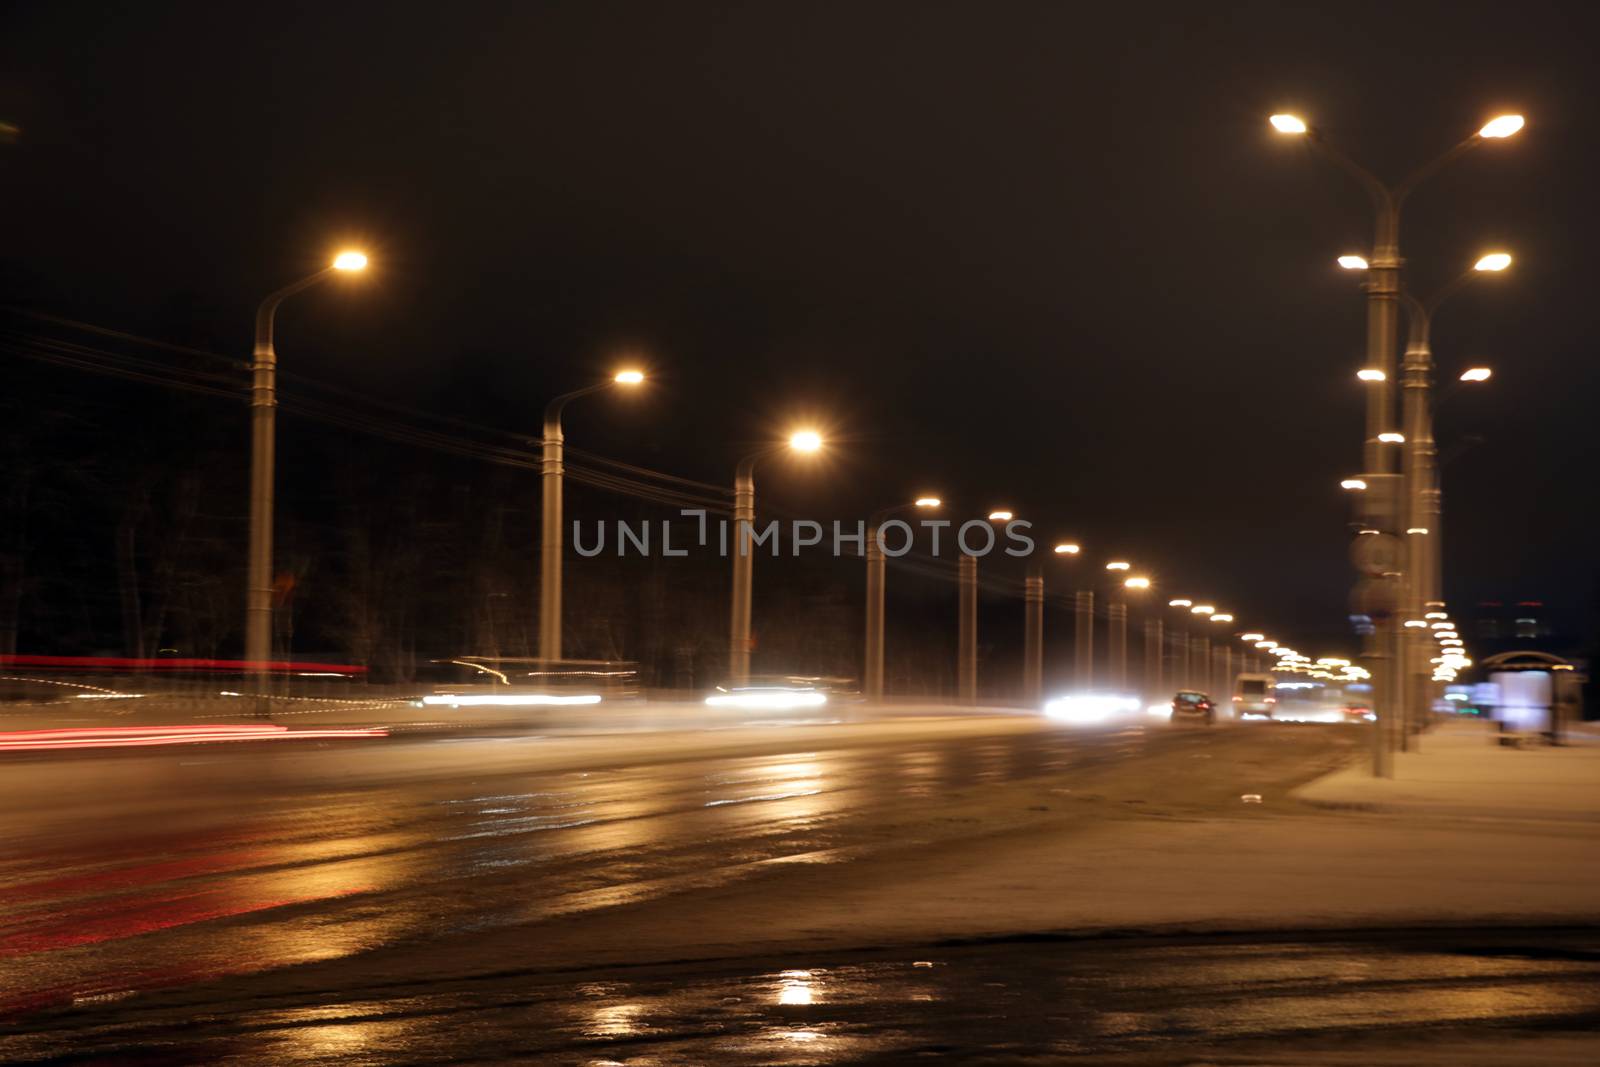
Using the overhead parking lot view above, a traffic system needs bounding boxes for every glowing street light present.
[730,430,827,684]
[539,364,654,662]
[1338,255,1369,270]
[1240,633,1264,642]
[1377,432,1405,443]
[1191,604,1215,615]
[1341,479,1368,491]
[1269,113,1308,134]
[1124,576,1151,590]
[244,248,372,674]
[1105,561,1131,571]
[865,494,942,701]
[1478,114,1525,139]
[1474,252,1513,272]
[1460,367,1492,382]
[1209,613,1234,623]
[1054,542,1081,555]
[1168,598,1192,608]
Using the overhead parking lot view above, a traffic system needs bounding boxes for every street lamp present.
[1460,367,1492,382]
[957,508,1015,704]
[539,368,647,664]
[245,250,369,676]
[729,430,824,685]
[864,495,941,702]
[1391,251,1513,739]
[1271,108,1523,777]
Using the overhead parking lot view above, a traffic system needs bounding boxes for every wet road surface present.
[7,715,1584,1063]
[0,714,1180,1020]
[6,929,1599,1063]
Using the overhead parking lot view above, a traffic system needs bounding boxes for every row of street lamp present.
[244,267,1294,702]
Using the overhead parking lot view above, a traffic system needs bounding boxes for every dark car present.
[1171,690,1216,725]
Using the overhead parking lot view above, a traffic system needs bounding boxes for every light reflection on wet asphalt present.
[15,933,1600,1063]
[0,722,1137,1019]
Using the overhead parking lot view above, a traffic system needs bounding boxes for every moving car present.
[1170,690,1216,725]
[1233,673,1278,718]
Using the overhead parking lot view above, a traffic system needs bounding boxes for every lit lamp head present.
[914,496,942,509]
[613,369,646,386]
[789,430,823,453]
[1474,252,1513,273]
[1377,432,1405,444]
[1124,576,1151,590]
[1341,478,1368,491]
[332,250,369,272]
[1191,604,1215,616]
[1209,613,1234,623]
[1054,542,1081,555]
[1460,367,1492,382]
[1168,598,1192,608]
[1105,561,1131,572]
[987,509,1015,522]
[1269,113,1309,134]
[1357,369,1386,382]
[1478,114,1525,139]
[1337,255,1370,271]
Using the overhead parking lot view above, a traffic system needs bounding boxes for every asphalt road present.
[2,713,1594,1063]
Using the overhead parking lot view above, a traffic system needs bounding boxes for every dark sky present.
[4,0,1598,651]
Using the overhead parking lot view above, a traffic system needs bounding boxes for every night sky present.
[4,0,1598,652]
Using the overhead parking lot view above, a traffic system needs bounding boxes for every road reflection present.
[0,724,1115,1015]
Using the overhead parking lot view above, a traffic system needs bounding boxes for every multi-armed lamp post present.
[1269,110,1523,772]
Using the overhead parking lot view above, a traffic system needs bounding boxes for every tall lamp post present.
[1029,541,1082,704]
[245,250,368,676]
[1207,612,1236,699]
[954,509,1016,705]
[538,369,647,664]
[1166,599,1195,689]
[1103,561,1136,689]
[1269,110,1523,768]
[864,495,942,702]
[729,430,823,685]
